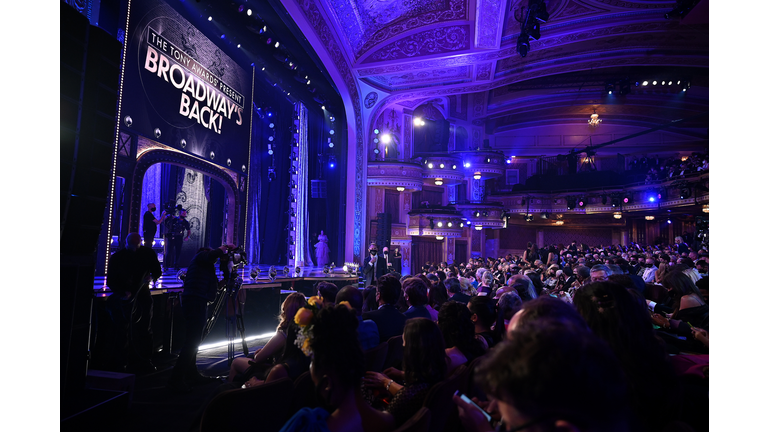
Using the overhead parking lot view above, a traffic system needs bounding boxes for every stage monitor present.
[120,0,253,173]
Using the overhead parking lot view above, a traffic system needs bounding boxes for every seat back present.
[383,334,404,370]
[392,407,431,432]
[457,355,486,399]
[422,365,467,432]
[200,377,293,432]
[290,371,318,413]
[364,341,389,373]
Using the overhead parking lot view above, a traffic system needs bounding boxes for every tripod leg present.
[237,312,248,357]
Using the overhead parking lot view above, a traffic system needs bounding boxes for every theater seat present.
[392,407,431,432]
[383,334,404,370]
[364,341,389,373]
[290,371,318,413]
[200,377,293,432]
[421,365,466,432]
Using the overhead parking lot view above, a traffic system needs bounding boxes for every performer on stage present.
[315,230,331,267]
[142,203,167,249]
[106,232,162,373]
[163,206,191,271]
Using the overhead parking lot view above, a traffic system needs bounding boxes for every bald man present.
[107,233,162,373]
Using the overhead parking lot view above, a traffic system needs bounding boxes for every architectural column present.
[447,237,455,265]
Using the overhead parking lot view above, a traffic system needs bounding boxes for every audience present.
[438,301,486,375]
[401,277,432,320]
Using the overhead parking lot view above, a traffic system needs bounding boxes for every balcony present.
[367,161,424,191]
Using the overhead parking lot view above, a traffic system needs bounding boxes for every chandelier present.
[613,212,622,219]
[473,172,482,180]
[396,186,405,192]
[434,178,443,186]
[702,204,709,213]
[645,215,655,221]
[588,109,602,127]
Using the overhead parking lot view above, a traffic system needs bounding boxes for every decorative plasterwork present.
[365,66,473,91]
[367,162,424,191]
[362,25,472,64]
[475,0,505,49]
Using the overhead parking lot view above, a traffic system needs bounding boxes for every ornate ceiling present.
[288,0,709,153]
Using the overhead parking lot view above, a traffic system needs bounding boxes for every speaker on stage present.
[376,212,392,250]
[61,1,122,407]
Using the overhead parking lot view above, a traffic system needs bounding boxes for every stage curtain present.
[411,237,444,273]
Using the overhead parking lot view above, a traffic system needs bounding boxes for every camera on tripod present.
[219,246,248,281]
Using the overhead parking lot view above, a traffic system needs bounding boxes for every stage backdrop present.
[121,0,253,173]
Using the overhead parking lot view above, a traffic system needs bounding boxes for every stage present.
[93,264,360,297]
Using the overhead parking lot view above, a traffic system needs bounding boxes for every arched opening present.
[412,102,449,155]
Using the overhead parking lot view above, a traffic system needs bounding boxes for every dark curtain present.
[256,93,293,265]
[412,237,444,272]
[385,190,400,223]
[455,240,468,265]
[205,178,226,248]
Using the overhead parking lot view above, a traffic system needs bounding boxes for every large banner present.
[121,0,252,173]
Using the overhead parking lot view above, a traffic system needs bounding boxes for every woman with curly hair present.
[280,305,395,432]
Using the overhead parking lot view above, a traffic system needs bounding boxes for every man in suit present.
[562,266,578,291]
[363,243,387,287]
[362,274,407,343]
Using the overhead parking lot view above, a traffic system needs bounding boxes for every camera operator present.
[106,232,162,373]
[168,242,235,392]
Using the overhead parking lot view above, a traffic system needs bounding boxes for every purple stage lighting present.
[649,197,655,202]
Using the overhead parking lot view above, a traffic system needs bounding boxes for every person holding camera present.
[168,242,235,392]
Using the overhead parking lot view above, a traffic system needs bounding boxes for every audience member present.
[401,277,432,320]
[438,301,485,374]
[362,274,407,343]
[336,285,380,351]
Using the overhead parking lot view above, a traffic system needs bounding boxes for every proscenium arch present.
[129,149,242,246]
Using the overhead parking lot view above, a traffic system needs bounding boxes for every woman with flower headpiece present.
[279,304,395,432]
[227,292,306,383]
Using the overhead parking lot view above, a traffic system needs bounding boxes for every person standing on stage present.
[363,243,387,287]
[168,242,236,392]
[164,206,191,271]
[106,232,162,373]
[315,230,331,267]
[142,203,167,249]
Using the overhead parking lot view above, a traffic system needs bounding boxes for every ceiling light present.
[588,109,602,127]
[555,221,565,225]
[473,172,482,180]
[474,225,482,231]
[702,204,709,213]
[613,212,622,219]
[435,236,444,240]
[434,178,443,185]
[645,216,655,220]
[396,186,405,192]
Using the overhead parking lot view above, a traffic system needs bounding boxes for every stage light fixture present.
[268,148,273,155]
[221,34,226,39]
[466,220,471,225]
[486,158,491,163]
[329,155,336,168]
[208,16,212,21]
[483,211,489,217]
[680,187,691,199]
[381,134,392,144]
[373,139,379,144]
[437,221,443,227]
[321,105,325,110]
[328,142,334,148]
[237,44,241,48]
[435,236,444,241]
[578,198,586,208]
[268,136,274,141]
[464,162,471,168]
[247,9,252,16]
[329,129,334,135]
[274,41,280,48]
[667,219,672,224]
[474,211,481,217]
[330,116,335,122]
[542,212,549,219]
[653,81,657,85]
[649,196,655,202]
[269,123,274,128]
[642,81,648,86]
[460,222,464,227]
[452,164,457,169]
[373,148,380,155]
[439,163,445,169]
[506,158,512,164]
[427,163,434,169]
[447,222,453,227]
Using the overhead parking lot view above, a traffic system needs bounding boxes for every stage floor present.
[93,264,359,297]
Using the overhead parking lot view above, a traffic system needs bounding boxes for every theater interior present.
[54,0,731,430]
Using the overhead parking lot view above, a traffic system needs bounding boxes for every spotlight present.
[321,106,325,110]
[373,148,380,155]
[329,129,335,135]
[328,142,334,148]
[268,149,273,155]
[506,158,512,164]
[667,219,672,224]
[381,134,391,144]
[330,116,335,122]
[642,81,648,86]
[649,197,655,202]
[623,194,631,204]
[605,81,615,94]
[662,81,666,85]
[269,123,274,128]
[578,199,586,208]
[447,222,453,227]
[653,81,657,85]
[474,211,481,217]
[259,26,267,34]
[329,155,336,168]
[437,221,443,228]
[374,129,379,135]
[208,16,212,21]
[439,163,445,169]
[237,44,241,48]
[221,34,226,39]
[275,41,280,48]
[466,221,471,225]
[247,9,252,16]
[464,162,471,168]
[427,163,434,169]
[452,164,457,169]
[542,212,549,219]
